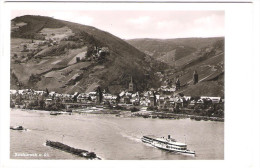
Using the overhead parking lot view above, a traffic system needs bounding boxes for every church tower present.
[193,70,199,84]
[129,76,134,92]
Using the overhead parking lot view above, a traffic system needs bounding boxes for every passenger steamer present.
[142,135,195,155]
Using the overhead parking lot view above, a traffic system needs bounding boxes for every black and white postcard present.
[0,1,259,168]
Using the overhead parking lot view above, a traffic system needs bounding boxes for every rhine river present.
[10,109,224,160]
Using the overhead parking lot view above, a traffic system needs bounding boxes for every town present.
[10,72,224,121]
[10,19,224,122]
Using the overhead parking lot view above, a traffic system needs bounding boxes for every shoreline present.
[10,107,224,122]
[131,111,224,122]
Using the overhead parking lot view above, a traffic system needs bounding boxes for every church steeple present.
[129,76,134,92]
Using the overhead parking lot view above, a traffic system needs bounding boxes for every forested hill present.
[127,37,225,97]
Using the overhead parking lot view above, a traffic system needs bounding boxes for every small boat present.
[10,125,25,130]
[142,135,195,155]
[50,112,61,115]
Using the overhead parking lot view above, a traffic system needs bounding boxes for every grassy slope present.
[177,53,224,97]
[159,39,225,97]
[11,15,164,94]
[181,79,224,97]
[127,37,224,66]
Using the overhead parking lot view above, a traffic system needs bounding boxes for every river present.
[10,108,224,160]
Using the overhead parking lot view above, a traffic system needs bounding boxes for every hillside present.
[127,37,225,97]
[127,37,223,67]
[10,15,166,94]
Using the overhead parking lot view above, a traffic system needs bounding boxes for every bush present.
[45,102,65,111]
[193,106,201,114]
[114,105,126,110]
[174,106,181,113]
[147,106,158,111]
[28,74,41,86]
[38,99,46,110]
[10,101,15,108]
[130,107,139,112]
[27,52,34,59]
[27,100,39,109]
[14,60,21,64]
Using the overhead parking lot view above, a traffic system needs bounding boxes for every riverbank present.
[71,107,224,122]
[11,107,224,122]
[131,111,224,122]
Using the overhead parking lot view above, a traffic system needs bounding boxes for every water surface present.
[10,109,224,160]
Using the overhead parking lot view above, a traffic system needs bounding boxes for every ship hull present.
[142,135,195,156]
[153,144,195,155]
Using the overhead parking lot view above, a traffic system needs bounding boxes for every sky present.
[12,10,224,39]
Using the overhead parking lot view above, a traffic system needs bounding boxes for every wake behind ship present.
[141,135,195,155]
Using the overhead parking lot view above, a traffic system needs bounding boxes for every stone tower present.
[193,70,199,84]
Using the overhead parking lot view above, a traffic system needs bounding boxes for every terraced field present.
[11,15,164,94]
[40,26,74,41]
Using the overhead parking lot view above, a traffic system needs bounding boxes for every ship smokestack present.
[168,135,170,139]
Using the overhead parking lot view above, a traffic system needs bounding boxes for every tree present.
[96,86,103,104]
[76,57,80,63]
[85,46,94,58]
[176,78,180,90]
[152,91,157,106]
[116,94,120,103]
[28,74,41,87]
[130,107,139,112]
[14,60,21,64]
[10,100,15,108]
[178,93,184,97]
[45,88,49,96]
[38,99,45,110]
[73,93,79,102]
[27,52,34,59]
[23,44,27,52]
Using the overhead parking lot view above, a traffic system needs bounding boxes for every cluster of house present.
[10,84,223,111]
[10,89,73,107]
[117,86,223,111]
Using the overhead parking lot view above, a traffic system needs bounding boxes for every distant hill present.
[127,37,225,97]
[10,15,167,94]
[127,37,223,67]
